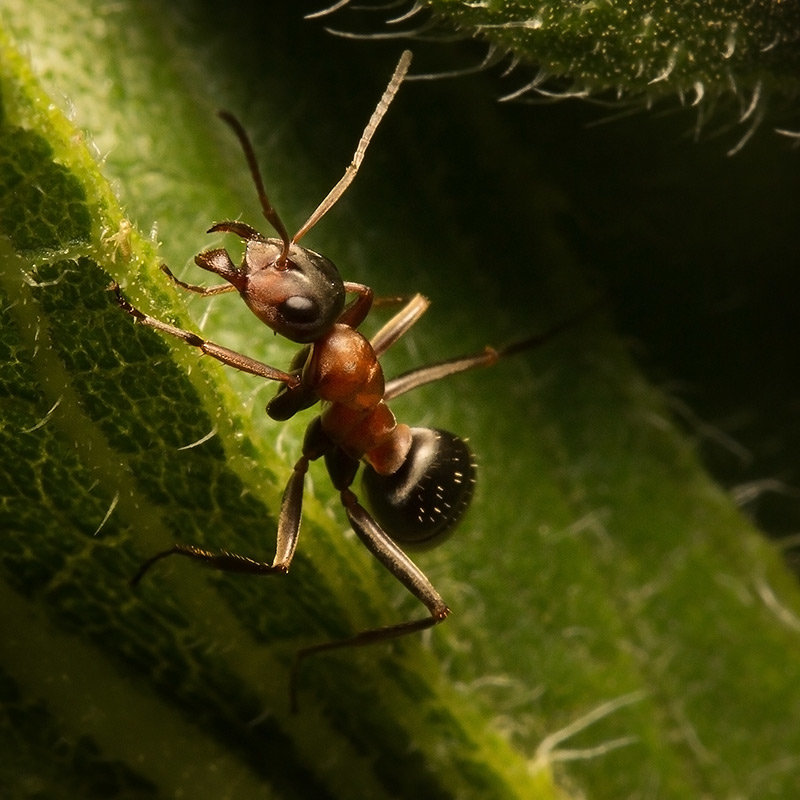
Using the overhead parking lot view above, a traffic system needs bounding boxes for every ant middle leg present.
[130,417,341,590]
[369,293,430,357]
[131,454,311,586]
[383,299,604,400]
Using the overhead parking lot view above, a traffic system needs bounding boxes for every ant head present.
[242,236,346,343]
[207,53,411,343]
[197,223,346,343]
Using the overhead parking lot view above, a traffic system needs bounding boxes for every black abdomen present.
[362,428,476,548]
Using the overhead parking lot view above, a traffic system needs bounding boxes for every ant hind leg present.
[290,485,449,711]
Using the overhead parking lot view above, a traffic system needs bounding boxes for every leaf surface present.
[2,2,800,798]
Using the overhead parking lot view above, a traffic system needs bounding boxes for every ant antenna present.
[218,110,293,264]
[292,49,412,245]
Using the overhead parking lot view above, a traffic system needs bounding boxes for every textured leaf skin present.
[2,1,800,799]
[422,0,800,140]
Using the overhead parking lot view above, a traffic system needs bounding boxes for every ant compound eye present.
[362,428,476,548]
[279,295,319,324]
[270,247,345,342]
[240,241,346,343]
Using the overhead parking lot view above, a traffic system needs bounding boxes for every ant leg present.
[338,281,374,328]
[384,300,603,400]
[111,284,300,387]
[131,456,309,586]
[291,486,449,710]
[384,347,498,400]
[160,264,237,297]
[341,488,449,620]
[371,294,417,308]
[370,293,430,357]
[339,285,429,341]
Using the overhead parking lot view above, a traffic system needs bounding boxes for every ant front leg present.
[383,300,605,400]
[111,284,300,386]
[159,263,237,297]
[370,293,430,357]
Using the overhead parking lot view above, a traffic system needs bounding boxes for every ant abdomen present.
[362,428,476,548]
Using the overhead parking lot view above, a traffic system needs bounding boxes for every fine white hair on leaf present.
[727,105,765,156]
[177,426,219,451]
[21,397,62,433]
[755,576,800,633]
[93,492,120,537]
[475,18,544,31]
[731,478,800,508]
[648,47,678,85]
[533,85,590,100]
[531,691,647,769]
[324,19,440,41]
[723,21,739,59]
[760,32,781,53]
[740,80,762,123]
[386,0,424,25]
[500,54,521,78]
[406,44,502,81]
[775,127,800,141]
[498,69,551,102]
[304,0,352,20]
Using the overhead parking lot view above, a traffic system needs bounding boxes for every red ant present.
[115,51,595,708]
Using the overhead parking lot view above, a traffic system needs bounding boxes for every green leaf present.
[420,0,800,148]
[2,1,800,799]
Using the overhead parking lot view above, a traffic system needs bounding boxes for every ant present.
[114,50,595,708]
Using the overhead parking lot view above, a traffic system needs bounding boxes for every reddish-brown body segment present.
[307,323,412,475]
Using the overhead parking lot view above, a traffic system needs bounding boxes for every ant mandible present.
[115,50,593,707]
